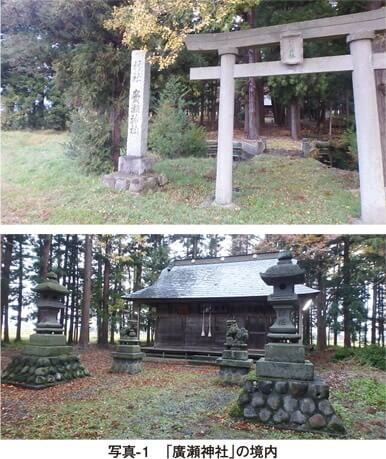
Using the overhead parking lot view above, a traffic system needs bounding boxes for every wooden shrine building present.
[124,252,318,359]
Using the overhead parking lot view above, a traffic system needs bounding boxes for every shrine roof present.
[125,252,318,301]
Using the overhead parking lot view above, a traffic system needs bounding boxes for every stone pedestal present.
[256,343,314,381]
[111,344,144,374]
[2,334,89,388]
[102,171,167,193]
[238,376,345,435]
[111,320,144,374]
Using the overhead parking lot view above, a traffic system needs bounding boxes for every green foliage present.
[65,110,113,174]
[149,77,207,158]
[227,401,244,418]
[333,347,356,361]
[333,345,386,371]
[359,346,386,372]
[340,128,358,156]
[341,377,386,410]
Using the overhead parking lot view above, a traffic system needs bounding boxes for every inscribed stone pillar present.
[119,49,152,175]
[347,32,386,224]
[215,48,238,206]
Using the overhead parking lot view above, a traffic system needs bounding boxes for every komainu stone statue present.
[225,320,249,348]
[217,320,253,385]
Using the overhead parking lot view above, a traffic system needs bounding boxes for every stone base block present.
[111,357,143,374]
[29,334,67,346]
[264,343,305,363]
[256,358,314,381]
[1,353,90,389]
[112,351,144,360]
[118,155,154,175]
[114,344,141,353]
[23,345,72,357]
[238,377,345,436]
[217,358,253,385]
[222,349,249,360]
[102,172,167,193]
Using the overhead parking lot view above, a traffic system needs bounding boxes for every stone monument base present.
[238,376,346,436]
[111,344,144,374]
[217,358,253,384]
[1,334,90,388]
[256,343,314,381]
[102,155,167,193]
[102,172,167,193]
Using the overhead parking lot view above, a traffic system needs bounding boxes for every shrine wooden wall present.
[153,300,276,350]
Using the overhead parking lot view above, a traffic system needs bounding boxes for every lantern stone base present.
[1,333,90,388]
[217,358,253,385]
[238,376,346,436]
[256,358,314,381]
[111,344,144,374]
[1,354,90,389]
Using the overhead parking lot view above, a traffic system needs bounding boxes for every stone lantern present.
[260,251,303,343]
[33,272,68,335]
[257,251,313,380]
[237,251,346,435]
[2,272,89,388]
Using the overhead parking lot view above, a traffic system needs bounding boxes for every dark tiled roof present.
[126,253,318,301]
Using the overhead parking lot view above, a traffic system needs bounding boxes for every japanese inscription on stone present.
[127,50,151,157]
[280,32,303,65]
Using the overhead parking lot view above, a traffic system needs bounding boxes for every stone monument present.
[217,320,253,384]
[111,319,144,374]
[102,50,167,193]
[1,272,90,388]
[237,252,345,435]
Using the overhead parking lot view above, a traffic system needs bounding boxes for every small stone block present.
[23,345,72,357]
[299,398,316,415]
[256,359,314,381]
[243,405,257,418]
[29,334,66,346]
[264,343,305,363]
[309,413,327,429]
[258,408,272,422]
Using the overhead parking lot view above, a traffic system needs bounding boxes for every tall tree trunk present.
[80,235,92,348]
[342,237,352,347]
[15,238,23,341]
[40,234,52,279]
[100,238,111,347]
[371,279,378,344]
[316,271,327,351]
[1,235,14,343]
[272,97,285,126]
[111,104,122,170]
[67,235,77,345]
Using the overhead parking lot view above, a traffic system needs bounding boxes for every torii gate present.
[185,8,386,224]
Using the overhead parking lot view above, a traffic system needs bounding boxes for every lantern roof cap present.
[32,272,70,295]
[260,251,305,285]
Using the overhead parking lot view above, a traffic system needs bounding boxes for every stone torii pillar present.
[215,48,238,207]
[347,32,386,224]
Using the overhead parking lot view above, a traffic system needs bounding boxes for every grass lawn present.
[1,346,384,440]
[1,130,360,224]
